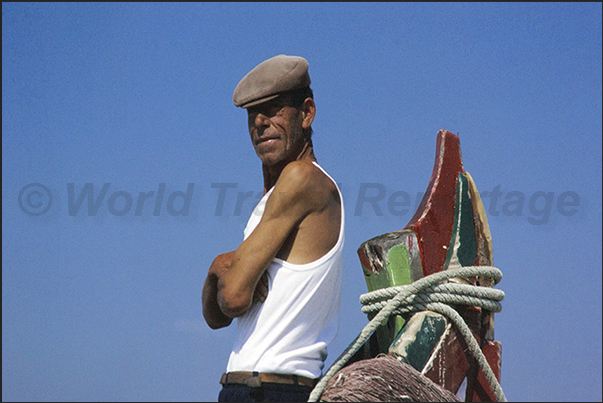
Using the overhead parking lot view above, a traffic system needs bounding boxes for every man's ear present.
[301,98,316,129]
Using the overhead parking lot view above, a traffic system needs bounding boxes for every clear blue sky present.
[3,3,601,402]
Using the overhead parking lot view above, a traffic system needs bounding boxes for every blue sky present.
[2,3,601,402]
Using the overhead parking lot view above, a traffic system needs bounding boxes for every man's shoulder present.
[278,160,335,194]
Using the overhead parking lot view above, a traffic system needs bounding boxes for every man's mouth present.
[256,137,280,146]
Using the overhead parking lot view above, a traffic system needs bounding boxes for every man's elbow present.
[218,287,252,318]
[204,314,231,330]
[202,305,233,330]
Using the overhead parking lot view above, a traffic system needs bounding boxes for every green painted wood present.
[362,244,411,292]
[458,173,477,267]
[359,230,423,289]
[388,244,413,285]
[389,311,449,372]
[361,242,415,352]
[443,173,477,273]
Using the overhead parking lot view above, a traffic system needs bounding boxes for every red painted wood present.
[422,307,477,393]
[358,247,381,273]
[403,130,464,276]
[352,130,503,402]
[466,341,501,402]
[423,324,471,394]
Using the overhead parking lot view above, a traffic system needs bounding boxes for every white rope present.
[308,266,507,402]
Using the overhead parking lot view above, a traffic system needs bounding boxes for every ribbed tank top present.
[226,162,344,379]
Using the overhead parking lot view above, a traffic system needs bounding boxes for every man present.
[202,55,345,402]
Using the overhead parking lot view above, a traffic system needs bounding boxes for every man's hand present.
[253,271,269,303]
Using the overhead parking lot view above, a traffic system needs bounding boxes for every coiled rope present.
[308,266,507,402]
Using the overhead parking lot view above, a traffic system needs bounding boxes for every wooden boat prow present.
[322,130,502,402]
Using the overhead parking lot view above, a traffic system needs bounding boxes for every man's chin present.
[257,153,283,167]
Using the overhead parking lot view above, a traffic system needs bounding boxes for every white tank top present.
[226,162,344,379]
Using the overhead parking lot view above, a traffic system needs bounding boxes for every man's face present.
[246,96,306,167]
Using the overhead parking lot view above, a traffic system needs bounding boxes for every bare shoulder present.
[277,160,336,197]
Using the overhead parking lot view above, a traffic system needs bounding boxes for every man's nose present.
[255,113,271,129]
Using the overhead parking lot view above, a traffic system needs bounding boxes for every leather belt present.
[220,371,318,388]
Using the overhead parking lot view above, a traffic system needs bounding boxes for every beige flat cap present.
[233,55,311,108]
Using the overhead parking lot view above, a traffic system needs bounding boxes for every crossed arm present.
[201,161,329,329]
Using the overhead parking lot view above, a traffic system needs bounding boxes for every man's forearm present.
[202,272,233,329]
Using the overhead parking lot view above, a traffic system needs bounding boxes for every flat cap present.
[233,55,311,108]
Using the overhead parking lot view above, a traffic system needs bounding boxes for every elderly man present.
[201,55,345,402]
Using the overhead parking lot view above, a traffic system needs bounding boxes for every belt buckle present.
[246,372,262,388]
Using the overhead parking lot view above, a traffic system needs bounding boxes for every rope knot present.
[308,266,507,402]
